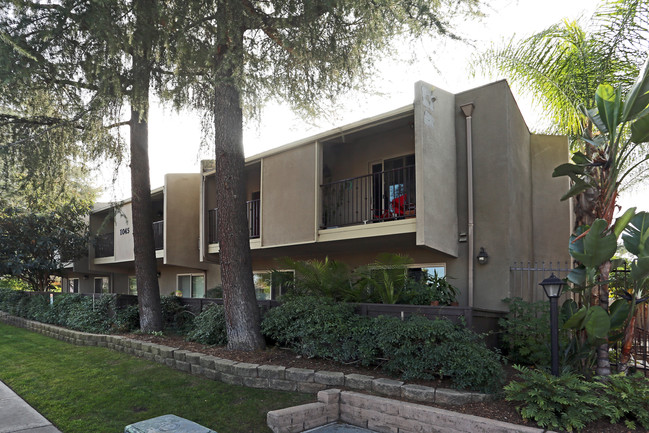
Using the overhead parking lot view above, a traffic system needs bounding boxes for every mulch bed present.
[122,333,635,432]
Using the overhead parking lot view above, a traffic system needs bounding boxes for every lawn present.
[0,323,314,433]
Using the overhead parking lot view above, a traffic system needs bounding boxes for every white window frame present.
[68,278,79,294]
[94,277,110,294]
[253,270,295,300]
[177,273,206,298]
[408,264,446,279]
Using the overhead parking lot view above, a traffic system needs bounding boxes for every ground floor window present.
[128,276,137,296]
[408,265,446,281]
[177,274,205,298]
[68,278,79,293]
[253,271,294,300]
[94,277,110,294]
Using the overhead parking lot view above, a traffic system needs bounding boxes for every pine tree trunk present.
[131,0,162,332]
[213,79,265,351]
[130,106,162,332]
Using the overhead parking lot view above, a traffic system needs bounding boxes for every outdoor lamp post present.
[539,273,567,376]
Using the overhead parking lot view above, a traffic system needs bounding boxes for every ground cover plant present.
[505,365,649,431]
[0,323,313,433]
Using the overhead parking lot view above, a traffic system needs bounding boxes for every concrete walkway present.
[0,381,61,433]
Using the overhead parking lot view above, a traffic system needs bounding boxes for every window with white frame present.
[94,277,110,294]
[177,274,205,298]
[253,271,294,300]
[68,278,79,293]
[407,265,446,281]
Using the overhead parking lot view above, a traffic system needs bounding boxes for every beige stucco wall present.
[323,126,414,182]
[114,203,135,262]
[261,143,317,246]
[164,173,202,268]
[455,80,535,310]
[414,82,458,257]
[530,134,572,262]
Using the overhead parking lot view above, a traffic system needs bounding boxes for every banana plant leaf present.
[622,57,649,122]
[622,211,649,256]
[570,219,617,268]
[609,298,631,331]
[585,306,610,341]
[630,112,649,143]
[595,84,622,141]
[631,257,649,283]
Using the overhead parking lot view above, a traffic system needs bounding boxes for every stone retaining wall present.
[0,312,490,406]
[268,389,552,433]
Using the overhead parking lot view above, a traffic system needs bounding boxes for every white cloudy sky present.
[94,0,648,212]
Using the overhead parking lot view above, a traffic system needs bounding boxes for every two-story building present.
[66,79,572,311]
[64,174,220,298]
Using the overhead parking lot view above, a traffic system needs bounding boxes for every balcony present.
[95,232,114,258]
[321,165,416,229]
[208,199,261,244]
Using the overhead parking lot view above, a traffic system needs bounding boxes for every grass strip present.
[0,323,313,433]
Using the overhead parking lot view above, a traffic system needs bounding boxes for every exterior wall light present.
[476,247,489,265]
[539,273,567,376]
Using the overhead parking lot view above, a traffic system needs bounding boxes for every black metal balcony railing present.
[321,165,416,229]
[95,232,114,258]
[153,221,163,250]
[208,199,261,244]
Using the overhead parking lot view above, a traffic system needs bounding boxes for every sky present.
[95,0,647,212]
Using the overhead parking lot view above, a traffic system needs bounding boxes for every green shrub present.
[113,304,140,333]
[261,296,361,361]
[505,365,602,432]
[261,296,503,392]
[186,304,227,345]
[499,297,551,366]
[599,373,649,430]
[160,295,194,332]
[0,290,136,334]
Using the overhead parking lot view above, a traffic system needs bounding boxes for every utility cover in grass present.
[125,414,217,433]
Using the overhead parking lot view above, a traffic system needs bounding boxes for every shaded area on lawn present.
[0,323,313,433]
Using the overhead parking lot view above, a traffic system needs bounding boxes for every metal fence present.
[511,260,649,375]
[509,261,572,303]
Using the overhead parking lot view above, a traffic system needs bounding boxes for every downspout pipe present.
[460,103,475,309]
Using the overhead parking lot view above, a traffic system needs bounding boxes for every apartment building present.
[67,79,572,311]
[64,174,220,298]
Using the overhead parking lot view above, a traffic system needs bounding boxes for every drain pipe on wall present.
[460,103,475,308]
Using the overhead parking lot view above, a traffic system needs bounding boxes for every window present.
[68,278,79,294]
[94,277,110,294]
[128,276,137,296]
[408,265,446,281]
[177,274,205,298]
[253,271,294,300]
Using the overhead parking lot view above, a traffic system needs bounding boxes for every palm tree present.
[474,0,646,140]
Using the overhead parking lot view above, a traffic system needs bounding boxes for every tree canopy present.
[474,0,648,138]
